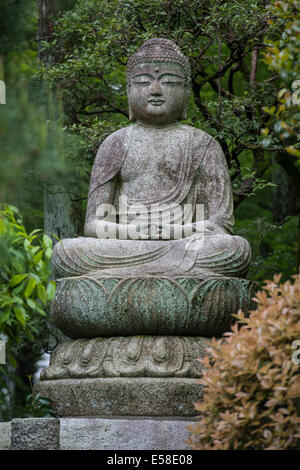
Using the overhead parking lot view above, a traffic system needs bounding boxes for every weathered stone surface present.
[41,336,210,380]
[51,277,257,338]
[11,418,59,450]
[47,39,255,341]
[0,422,11,450]
[60,417,195,450]
[33,378,202,417]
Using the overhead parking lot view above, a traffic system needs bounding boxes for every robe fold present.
[52,124,251,280]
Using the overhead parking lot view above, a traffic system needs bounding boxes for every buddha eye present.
[138,81,151,86]
[132,76,152,86]
[161,80,184,87]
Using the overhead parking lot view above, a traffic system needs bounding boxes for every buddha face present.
[128,62,189,125]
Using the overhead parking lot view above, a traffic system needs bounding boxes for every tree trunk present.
[272,161,298,224]
[275,151,300,272]
[0,55,4,80]
[298,215,300,272]
[44,181,82,240]
[38,0,82,242]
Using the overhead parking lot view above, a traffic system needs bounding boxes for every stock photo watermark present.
[292,80,300,105]
[0,339,6,364]
[95,197,205,250]
[291,340,300,365]
[0,80,6,104]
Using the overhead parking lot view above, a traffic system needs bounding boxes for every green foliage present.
[262,0,300,158]
[0,205,56,364]
[0,0,297,423]
[0,205,57,420]
[0,0,38,79]
[39,0,281,187]
[22,392,55,418]
[0,0,36,54]
[236,212,298,284]
[0,81,84,230]
[35,0,299,283]
[188,273,300,450]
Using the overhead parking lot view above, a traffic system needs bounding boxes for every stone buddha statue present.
[49,38,256,339]
[35,39,257,418]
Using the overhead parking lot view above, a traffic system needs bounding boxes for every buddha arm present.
[84,178,116,237]
[84,126,136,238]
[158,135,234,239]
[85,178,149,239]
[193,135,235,234]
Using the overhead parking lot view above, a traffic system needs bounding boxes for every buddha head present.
[127,38,191,125]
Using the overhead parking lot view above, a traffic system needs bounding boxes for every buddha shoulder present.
[91,125,134,186]
[188,126,225,166]
[98,125,133,153]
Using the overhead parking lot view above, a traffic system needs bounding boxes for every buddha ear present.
[127,86,136,121]
[180,105,188,121]
[180,90,190,121]
[128,102,136,121]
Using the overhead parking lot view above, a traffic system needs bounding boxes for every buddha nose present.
[150,79,162,96]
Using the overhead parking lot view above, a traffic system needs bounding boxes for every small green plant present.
[22,375,55,418]
[23,393,55,418]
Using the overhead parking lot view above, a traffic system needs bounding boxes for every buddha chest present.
[120,125,184,200]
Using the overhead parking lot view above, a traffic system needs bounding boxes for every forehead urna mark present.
[132,62,184,74]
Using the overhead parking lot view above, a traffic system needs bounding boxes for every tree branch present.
[228,62,240,95]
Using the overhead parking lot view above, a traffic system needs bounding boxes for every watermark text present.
[0,80,6,104]
[94,197,205,250]
[292,340,300,365]
[0,340,5,364]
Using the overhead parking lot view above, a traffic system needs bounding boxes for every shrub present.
[0,205,56,357]
[0,204,56,420]
[188,273,300,450]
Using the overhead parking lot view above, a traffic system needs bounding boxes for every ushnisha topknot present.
[127,38,191,86]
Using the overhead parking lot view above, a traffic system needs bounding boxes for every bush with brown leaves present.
[188,274,300,450]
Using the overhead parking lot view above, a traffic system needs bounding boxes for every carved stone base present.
[33,377,202,417]
[40,336,210,380]
[51,276,257,337]
[34,336,209,417]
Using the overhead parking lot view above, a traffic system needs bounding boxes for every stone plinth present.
[34,377,202,417]
[7,417,196,450]
[0,422,11,450]
[59,417,195,450]
[34,336,207,417]
[11,418,59,450]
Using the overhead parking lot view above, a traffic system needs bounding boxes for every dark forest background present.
[0,0,299,420]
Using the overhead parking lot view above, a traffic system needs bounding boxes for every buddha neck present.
[135,120,180,131]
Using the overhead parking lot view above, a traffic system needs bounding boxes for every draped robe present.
[52,124,251,280]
